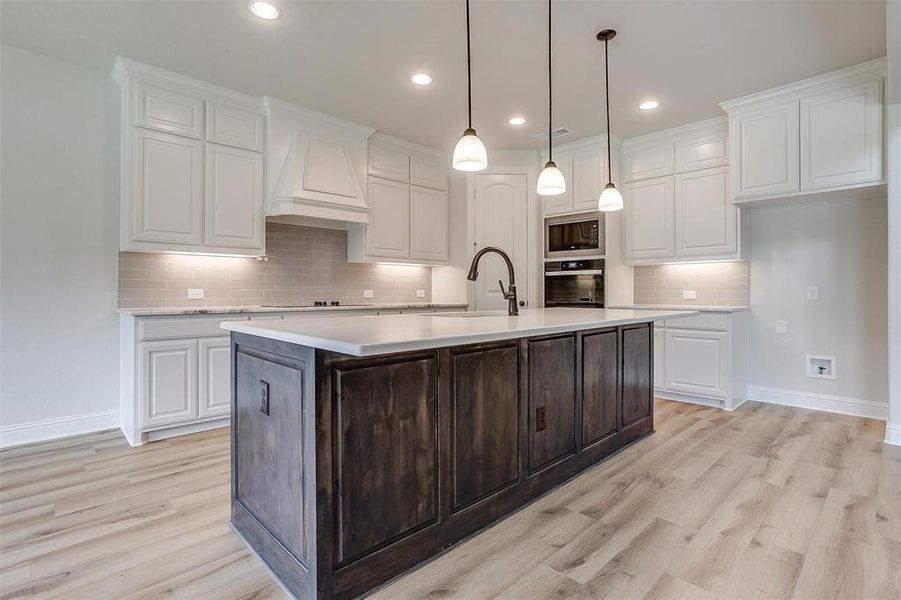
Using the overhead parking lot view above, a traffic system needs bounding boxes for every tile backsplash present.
[118,223,433,309]
[633,262,749,307]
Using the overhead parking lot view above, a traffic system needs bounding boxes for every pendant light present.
[536,0,565,196]
[452,0,488,171]
[597,29,623,212]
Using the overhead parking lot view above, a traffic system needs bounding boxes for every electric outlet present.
[776,320,789,334]
[363,289,374,299]
[416,289,426,298]
[806,286,819,301]
[682,290,697,300]
[187,288,204,300]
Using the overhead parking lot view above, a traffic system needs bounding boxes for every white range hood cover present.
[267,132,371,226]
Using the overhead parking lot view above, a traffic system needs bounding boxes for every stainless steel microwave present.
[544,212,605,259]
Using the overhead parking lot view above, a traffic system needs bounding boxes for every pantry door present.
[469,169,535,311]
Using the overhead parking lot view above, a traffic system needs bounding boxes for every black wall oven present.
[544,259,605,308]
[545,212,604,259]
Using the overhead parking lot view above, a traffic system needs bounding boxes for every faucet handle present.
[498,280,514,299]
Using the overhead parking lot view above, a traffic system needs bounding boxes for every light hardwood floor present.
[1,400,899,600]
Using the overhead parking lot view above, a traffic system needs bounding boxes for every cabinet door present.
[199,337,231,419]
[582,329,618,446]
[133,129,203,246]
[528,335,576,472]
[541,153,574,215]
[623,176,675,260]
[410,185,448,261]
[365,177,410,258]
[410,155,447,191]
[665,329,728,399]
[675,131,728,173]
[653,326,665,390]
[622,324,652,426]
[133,82,203,138]
[141,340,197,428]
[368,145,409,182]
[205,143,264,251]
[623,143,674,182]
[801,78,883,190]
[675,166,736,258]
[572,148,605,212]
[205,102,265,152]
[731,100,800,198]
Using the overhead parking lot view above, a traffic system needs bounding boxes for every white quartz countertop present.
[117,302,469,317]
[608,304,749,313]
[221,308,699,356]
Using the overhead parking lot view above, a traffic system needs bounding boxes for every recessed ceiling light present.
[639,100,659,111]
[508,116,526,126]
[249,1,279,19]
[411,73,432,86]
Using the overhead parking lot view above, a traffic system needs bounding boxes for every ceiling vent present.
[531,127,573,142]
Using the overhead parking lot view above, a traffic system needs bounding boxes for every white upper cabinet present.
[721,58,885,204]
[410,155,447,191]
[675,166,737,258]
[572,148,605,212]
[675,130,728,173]
[410,185,448,261]
[541,152,574,215]
[205,102,265,152]
[623,176,675,260]
[204,143,264,250]
[364,177,410,258]
[133,82,203,139]
[622,143,674,182]
[368,144,409,183]
[729,100,800,198]
[114,57,267,256]
[133,129,204,246]
[801,78,883,190]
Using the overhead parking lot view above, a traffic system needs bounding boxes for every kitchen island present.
[221,308,696,599]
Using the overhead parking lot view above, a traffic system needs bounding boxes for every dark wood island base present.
[230,322,653,599]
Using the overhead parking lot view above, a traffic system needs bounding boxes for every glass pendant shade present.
[452,128,488,172]
[598,182,623,212]
[537,161,566,195]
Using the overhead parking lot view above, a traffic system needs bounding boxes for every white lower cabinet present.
[652,310,748,410]
[199,337,232,418]
[141,340,198,427]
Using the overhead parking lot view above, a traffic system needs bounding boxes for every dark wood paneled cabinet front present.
[527,334,576,473]
[621,324,653,427]
[332,354,439,565]
[581,328,618,446]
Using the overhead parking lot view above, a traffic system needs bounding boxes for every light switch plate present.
[806,286,819,301]
[363,290,374,298]
[187,288,204,300]
[776,320,789,334]
[682,290,697,300]
[416,289,426,298]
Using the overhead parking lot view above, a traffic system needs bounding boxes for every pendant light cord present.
[466,0,472,130]
[547,0,552,161]
[604,36,612,184]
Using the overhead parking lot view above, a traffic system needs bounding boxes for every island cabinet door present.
[446,342,521,512]
[581,329,619,447]
[526,334,577,473]
[331,353,439,566]
[620,324,653,441]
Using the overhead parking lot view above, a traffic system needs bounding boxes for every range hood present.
[266,133,371,228]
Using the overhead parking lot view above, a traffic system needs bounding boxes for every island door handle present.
[260,380,270,416]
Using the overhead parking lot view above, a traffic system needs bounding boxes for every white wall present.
[748,197,888,414]
[0,45,120,445]
[887,0,901,444]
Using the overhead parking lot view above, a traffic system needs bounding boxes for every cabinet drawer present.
[138,315,249,340]
[133,82,203,138]
[665,313,729,331]
[205,102,265,152]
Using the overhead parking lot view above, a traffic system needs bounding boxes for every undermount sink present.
[426,310,510,318]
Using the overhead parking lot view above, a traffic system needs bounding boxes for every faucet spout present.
[466,246,520,316]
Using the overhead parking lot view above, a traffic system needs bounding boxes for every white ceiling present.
[1,1,886,151]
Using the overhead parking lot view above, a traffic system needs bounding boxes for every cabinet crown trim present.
[719,57,886,112]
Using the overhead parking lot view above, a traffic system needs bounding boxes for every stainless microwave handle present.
[545,269,604,276]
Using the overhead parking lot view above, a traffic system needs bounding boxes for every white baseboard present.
[654,389,723,409]
[0,409,120,449]
[145,418,229,443]
[885,423,901,446]
[747,385,888,420]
